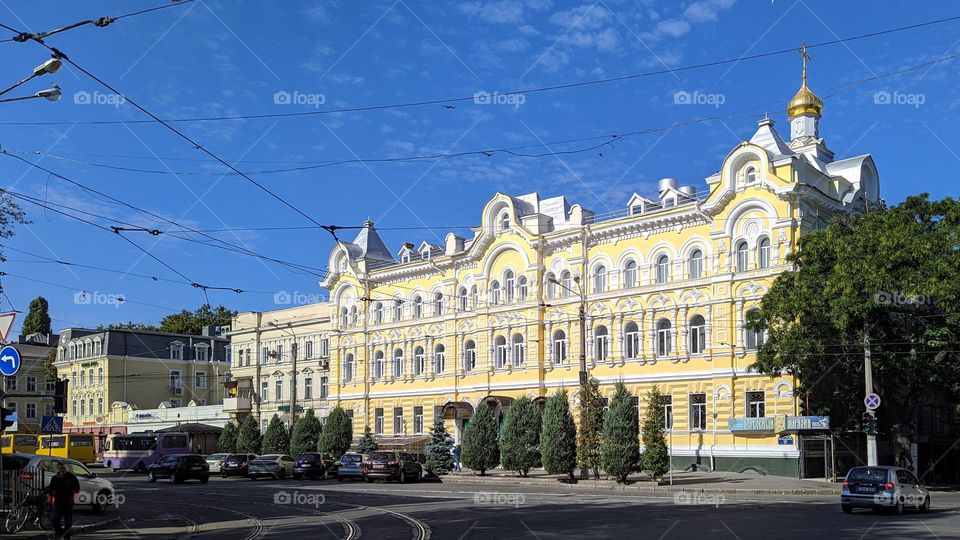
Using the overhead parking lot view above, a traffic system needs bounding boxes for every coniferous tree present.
[576,377,605,479]
[424,417,454,475]
[540,390,577,481]
[641,386,670,480]
[289,409,323,457]
[499,396,541,477]
[237,415,262,454]
[218,421,238,453]
[461,400,499,475]
[601,382,640,483]
[356,426,379,453]
[262,414,290,454]
[22,296,52,336]
[319,407,353,457]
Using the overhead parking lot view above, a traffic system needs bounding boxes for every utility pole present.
[864,321,877,466]
[549,273,589,479]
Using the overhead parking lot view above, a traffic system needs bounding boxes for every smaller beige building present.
[3,333,58,433]
[224,303,333,431]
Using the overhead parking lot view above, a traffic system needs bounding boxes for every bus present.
[36,434,96,463]
[1,434,38,454]
[102,432,191,472]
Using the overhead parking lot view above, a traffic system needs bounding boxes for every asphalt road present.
[84,471,960,539]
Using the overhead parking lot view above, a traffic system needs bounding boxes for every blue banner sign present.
[728,417,775,432]
[785,416,830,431]
[729,416,830,433]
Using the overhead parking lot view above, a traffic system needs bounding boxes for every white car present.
[12,454,117,513]
[205,453,231,473]
[248,454,295,479]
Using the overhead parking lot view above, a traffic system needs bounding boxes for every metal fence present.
[1,465,49,513]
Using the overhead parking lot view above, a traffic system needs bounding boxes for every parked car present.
[841,466,930,514]
[4,453,117,513]
[248,454,295,480]
[147,454,210,484]
[293,452,334,480]
[221,453,257,478]
[362,451,423,483]
[205,453,232,473]
[335,452,364,482]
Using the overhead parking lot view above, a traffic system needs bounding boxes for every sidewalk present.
[8,513,121,539]
[439,469,843,495]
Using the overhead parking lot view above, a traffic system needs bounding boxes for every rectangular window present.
[413,406,424,434]
[245,348,251,367]
[170,371,182,394]
[393,407,403,435]
[662,395,673,430]
[44,404,55,417]
[98,397,103,415]
[71,400,76,416]
[374,408,384,435]
[304,377,313,400]
[262,347,269,365]
[320,338,329,358]
[690,393,707,430]
[45,381,55,393]
[276,344,284,363]
[98,367,104,385]
[25,403,36,419]
[260,381,269,403]
[195,372,207,389]
[275,379,283,402]
[26,376,36,393]
[196,346,208,362]
[305,340,313,359]
[747,391,765,418]
[320,376,328,399]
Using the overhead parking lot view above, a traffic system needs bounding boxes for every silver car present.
[841,466,930,514]
[248,454,295,480]
[205,453,232,473]
[10,454,117,513]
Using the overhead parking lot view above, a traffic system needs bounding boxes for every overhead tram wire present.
[0,1,195,43]
[2,13,959,127]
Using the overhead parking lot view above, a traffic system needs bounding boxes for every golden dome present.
[787,82,823,118]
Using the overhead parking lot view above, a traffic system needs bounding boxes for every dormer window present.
[170,341,185,361]
[401,252,411,263]
[423,248,431,260]
[745,166,757,184]
[195,343,209,362]
[499,213,511,231]
[631,205,643,216]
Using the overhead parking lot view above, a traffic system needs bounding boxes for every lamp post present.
[270,322,299,431]
[549,274,590,479]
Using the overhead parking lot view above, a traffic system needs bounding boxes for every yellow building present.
[319,78,879,476]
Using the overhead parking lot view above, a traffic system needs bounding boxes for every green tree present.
[22,296,52,336]
[218,421,238,453]
[319,407,353,458]
[261,415,290,454]
[0,190,28,262]
[424,417,453,475]
[236,415,262,454]
[641,386,669,480]
[289,409,322,457]
[601,383,640,483]
[576,377,605,479]
[159,304,236,335]
[43,348,58,382]
[499,396,541,477]
[747,195,960,459]
[540,390,577,481]
[461,400,499,475]
[356,426,379,453]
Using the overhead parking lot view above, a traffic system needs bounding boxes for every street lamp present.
[0,83,61,104]
[0,54,62,99]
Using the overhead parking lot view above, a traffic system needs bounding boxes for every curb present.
[15,515,121,538]
[438,475,841,496]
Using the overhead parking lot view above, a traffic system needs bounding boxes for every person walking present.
[47,461,80,539]
[452,443,462,473]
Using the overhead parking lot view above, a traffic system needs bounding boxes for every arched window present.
[746,308,766,350]
[624,321,640,359]
[392,348,404,378]
[499,213,511,231]
[494,336,508,368]
[413,296,423,318]
[624,260,638,289]
[512,333,525,366]
[561,271,572,297]
[656,318,672,357]
[393,298,403,321]
[504,270,515,303]
[757,237,771,269]
[594,325,609,362]
[689,315,706,354]
[434,344,446,374]
[594,265,606,293]
[689,249,704,279]
[343,353,354,382]
[458,287,469,311]
[350,306,358,326]
[745,166,757,184]
[656,255,670,284]
[374,350,385,379]
[490,280,502,305]
[373,302,384,325]
[434,292,444,316]
[464,340,476,371]
[553,330,568,363]
[736,241,749,272]
[414,346,425,376]
[339,307,349,327]
[517,276,528,302]
[545,273,557,300]
[470,285,478,309]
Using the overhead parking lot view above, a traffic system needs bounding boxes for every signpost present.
[864,393,881,410]
[0,345,21,377]
[41,415,63,457]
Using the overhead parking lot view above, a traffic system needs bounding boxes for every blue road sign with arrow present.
[0,345,20,377]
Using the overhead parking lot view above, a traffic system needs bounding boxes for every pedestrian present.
[452,443,462,473]
[47,461,80,539]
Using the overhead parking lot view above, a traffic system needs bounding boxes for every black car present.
[362,451,423,483]
[221,454,257,478]
[293,452,334,480]
[147,454,210,484]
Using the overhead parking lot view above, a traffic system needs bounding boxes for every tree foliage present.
[461,400,500,475]
[289,409,322,457]
[319,407,353,457]
[576,377,605,479]
[601,383,640,483]
[237,414,262,454]
[641,386,669,480]
[0,190,28,262]
[262,414,290,454]
[22,296,52,336]
[356,426,379,453]
[218,421,238,453]
[499,396,542,477]
[747,195,960,452]
[424,417,454,475]
[43,348,58,382]
[540,390,577,480]
[159,304,236,335]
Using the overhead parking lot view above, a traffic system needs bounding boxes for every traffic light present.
[0,406,13,431]
[862,411,877,435]
[54,378,69,414]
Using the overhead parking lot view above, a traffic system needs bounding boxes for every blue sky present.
[0,0,957,333]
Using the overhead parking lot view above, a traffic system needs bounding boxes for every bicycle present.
[4,482,48,534]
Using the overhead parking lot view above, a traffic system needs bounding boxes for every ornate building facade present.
[319,77,878,476]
